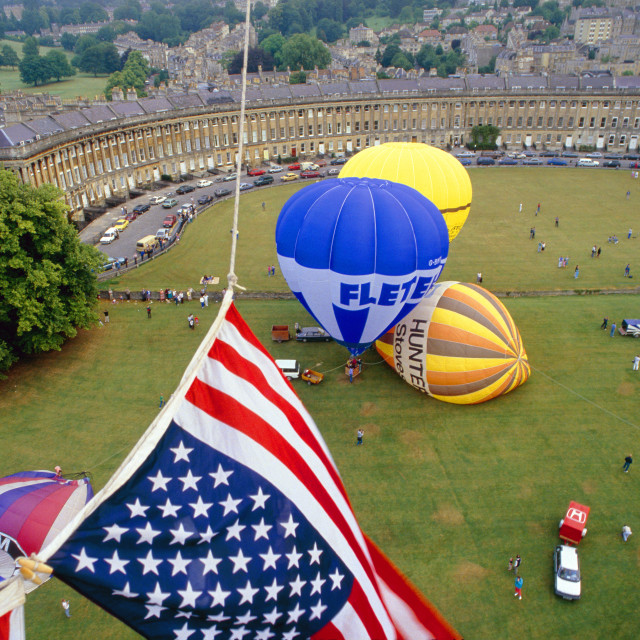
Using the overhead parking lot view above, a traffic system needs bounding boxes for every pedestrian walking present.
[623,454,633,472]
[188,313,195,330]
[262,201,266,210]
[610,322,617,337]
[574,265,579,279]
[61,599,71,618]
[633,355,640,371]
[622,525,633,541]
[204,293,209,307]
[508,557,513,571]
[626,191,631,200]
[146,305,151,319]
[624,264,631,277]
[537,202,541,214]
[159,395,164,408]
[200,296,205,309]
[514,576,523,600]
[628,228,633,239]
[597,247,601,258]
[103,310,109,324]
[514,554,521,575]
[519,203,522,213]
[555,216,559,227]
[601,317,608,330]
[356,428,364,445]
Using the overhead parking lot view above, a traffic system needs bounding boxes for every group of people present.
[557,256,570,268]
[536,241,546,253]
[266,265,277,276]
[346,357,362,383]
[508,555,523,599]
[590,245,602,258]
[187,313,198,329]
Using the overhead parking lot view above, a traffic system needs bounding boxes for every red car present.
[288,163,301,171]
[124,212,138,222]
[300,170,321,179]
[247,168,265,176]
[163,214,177,228]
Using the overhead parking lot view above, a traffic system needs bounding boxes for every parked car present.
[523,150,536,157]
[554,545,581,600]
[287,162,301,170]
[163,214,177,228]
[162,198,178,208]
[330,157,347,165]
[603,160,621,168]
[296,327,332,342]
[133,203,150,214]
[623,153,640,160]
[561,151,578,158]
[214,187,231,197]
[124,212,138,222]
[586,152,603,158]
[239,182,253,191]
[281,172,299,182]
[149,195,166,205]
[547,158,568,166]
[577,158,599,167]
[247,168,266,176]
[327,168,341,175]
[604,153,623,159]
[176,184,195,194]
[99,227,119,244]
[477,157,495,165]
[254,175,274,186]
[523,157,544,165]
[113,218,129,231]
[498,157,518,165]
[197,194,213,205]
[268,165,283,173]
[539,151,559,157]
[156,228,171,240]
[300,170,321,178]
[196,179,212,188]
[101,257,126,271]
[455,151,475,158]
[223,172,238,181]
[457,158,472,166]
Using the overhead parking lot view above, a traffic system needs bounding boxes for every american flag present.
[42,303,460,640]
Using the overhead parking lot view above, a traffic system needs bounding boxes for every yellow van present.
[136,235,159,254]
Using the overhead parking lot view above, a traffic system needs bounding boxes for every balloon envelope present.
[376,282,530,404]
[339,142,472,242]
[0,470,93,558]
[276,178,450,354]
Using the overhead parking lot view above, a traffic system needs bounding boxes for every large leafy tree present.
[1,45,19,68]
[104,50,149,99]
[279,34,330,70]
[0,171,103,376]
[73,41,121,75]
[44,49,75,81]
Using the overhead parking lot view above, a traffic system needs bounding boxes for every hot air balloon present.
[276,177,450,355]
[0,470,93,587]
[338,142,472,242]
[376,281,530,404]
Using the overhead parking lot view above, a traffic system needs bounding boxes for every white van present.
[156,228,171,240]
[99,227,119,244]
[300,162,319,171]
[275,359,301,380]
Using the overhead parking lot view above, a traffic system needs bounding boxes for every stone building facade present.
[0,75,639,219]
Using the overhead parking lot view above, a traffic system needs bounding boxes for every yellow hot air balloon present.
[376,281,530,404]
[339,142,472,242]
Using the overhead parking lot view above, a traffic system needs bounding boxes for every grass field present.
[0,39,109,98]
[3,167,640,639]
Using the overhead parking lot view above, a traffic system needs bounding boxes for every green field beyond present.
[2,168,640,639]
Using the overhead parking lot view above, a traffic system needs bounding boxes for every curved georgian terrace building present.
[1,74,639,220]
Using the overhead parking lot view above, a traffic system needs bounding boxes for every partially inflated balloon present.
[276,178,450,355]
[376,282,530,404]
[339,142,472,242]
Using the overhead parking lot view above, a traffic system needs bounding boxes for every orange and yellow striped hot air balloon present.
[375,281,530,404]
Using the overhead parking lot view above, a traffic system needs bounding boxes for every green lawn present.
[114,168,640,294]
[3,167,640,639]
[0,39,109,98]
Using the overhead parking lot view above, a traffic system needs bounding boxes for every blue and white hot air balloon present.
[275,177,450,355]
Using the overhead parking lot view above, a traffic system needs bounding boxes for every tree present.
[0,170,103,376]
[391,51,413,70]
[252,1,269,21]
[470,124,500,149]
[316,18,344,43]
[289,70,306,84]
[104,50,149,99]
[22,36,39,58]
[73,42,121,75]
[114,0,142,21]
[227,46,275,74]
[19,54,50,85]
[223,0,244,28]
[279,34,330,71]
[135,10,184,44]
[45,49,75,81]
[97,25,116,42]
[79,2,108,23]
[1,45,19,68]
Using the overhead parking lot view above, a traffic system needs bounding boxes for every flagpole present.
[38,5,255,563]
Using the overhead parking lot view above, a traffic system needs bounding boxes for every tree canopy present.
[279,34,330,70]
[104,50,149,99]
[0,170,103,376]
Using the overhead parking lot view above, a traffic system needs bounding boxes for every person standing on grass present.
[622,525,633,541]
[623,454,633,472]
[514,575,523,600]
[574,265,579,279]
[555,216,559,227]
[508,557,513,571]
[514,554,521,575]
[356,428,364,445]
[611,322,617,337]
[628,228,633,238]
[61,599,71,618]
[147,305,152,319]
[601,317,608,330]
[625,264,631,277]
[633,355,640,371]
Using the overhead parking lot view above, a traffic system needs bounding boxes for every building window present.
[527,117,533,127]
[609,134,615,144]
[611,117,618,128]
[623,117,629,128]
[537,117,543,127]
[568,117,574,128]
[507,117,513,127]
